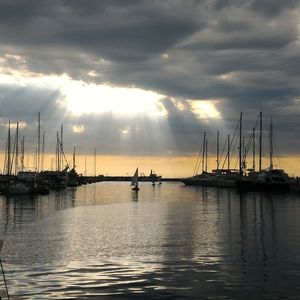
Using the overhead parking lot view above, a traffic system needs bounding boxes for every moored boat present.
[182,171,214,186]
[237,169,290,191]
[140,170,162,182]
[182,131,213,186]
[211,169,240,188]
[237,115,291,192]
[4,179,30,195]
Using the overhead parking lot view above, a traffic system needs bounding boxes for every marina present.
[181,112,300,192]
[1,1,300,298]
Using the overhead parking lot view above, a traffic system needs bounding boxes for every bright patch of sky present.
[7,122,27,129]
[119,127,131,135]
[0,72,167,118]
[63,82,167,117]
[187,100,221,119]
[72,125,85,133]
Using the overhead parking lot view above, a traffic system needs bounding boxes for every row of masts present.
[195,112,275,175]
[3,113,98,176]
[4,115,53,175]
[4,121,26,175]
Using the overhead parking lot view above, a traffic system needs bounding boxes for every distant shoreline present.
[101,176,182,182]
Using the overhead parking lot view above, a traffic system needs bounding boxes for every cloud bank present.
[0,0,299,158]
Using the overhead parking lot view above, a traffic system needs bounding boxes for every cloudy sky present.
[0,0,300,174]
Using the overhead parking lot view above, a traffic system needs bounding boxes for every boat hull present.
[236,170,291,192]
[182,173,214,186]
[182,178,212,186]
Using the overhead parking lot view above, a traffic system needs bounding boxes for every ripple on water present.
[1,183,300,299]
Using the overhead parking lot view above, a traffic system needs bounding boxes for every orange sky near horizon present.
[2,152,300,178]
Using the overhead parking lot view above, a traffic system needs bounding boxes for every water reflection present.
[0,191,78,236]
[1,194,41,234]
[131,191,139,201]
[0,183,299,299]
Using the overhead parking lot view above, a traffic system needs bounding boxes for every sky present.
[0,0,300,176]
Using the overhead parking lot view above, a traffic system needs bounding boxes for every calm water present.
[0,182,300,299]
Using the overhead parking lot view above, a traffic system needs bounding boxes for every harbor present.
[1,110,300,196]
[181,112,300,192]
[1,1,300,298]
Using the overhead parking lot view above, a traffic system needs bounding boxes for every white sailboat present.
[131,168,140,191]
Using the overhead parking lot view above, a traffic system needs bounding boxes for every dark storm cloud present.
[0,0,200,61]
[214,0,299,16]
[0,0,300,156]
[250,0,300,17]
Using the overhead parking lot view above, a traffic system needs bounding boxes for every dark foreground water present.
[0,182,300,299]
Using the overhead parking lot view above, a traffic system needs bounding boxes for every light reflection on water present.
[0,182,299,299]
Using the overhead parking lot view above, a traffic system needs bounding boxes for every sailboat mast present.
[15,122,19,175]
[21,136,25,172]
[239,112,242,175]
[242,136,245,171]
[227,134,230,170]
[7,120,11,175]
[270,116,273,170]
[37,112,40,173]
[252,127,255,171]
[73,145,76,169]
[94,147,96,177]
[34,147,37,172]
[41,131,45,171]
[216,131,219,170]
[201,131,206,173]
[60,124,63,171]
[205,138,208,172]
[56,131,60,171]
[259,111,262,172]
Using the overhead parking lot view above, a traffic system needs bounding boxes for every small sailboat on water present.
[131,168,140,191]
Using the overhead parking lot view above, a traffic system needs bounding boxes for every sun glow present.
[62,82,166,117]
[0,70,167,118]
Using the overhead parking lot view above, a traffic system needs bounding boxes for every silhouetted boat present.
[4,179,30,195]
[139,169,162,182]
[290,177,300,191]
[39,168,68,190]
[131,168,140,191]
[17,171,50,195]
[211,169,240,188]
[157,176,162,185]
[237,169,290,191]
[183,112,243,188]
[182,131,214,186]
[67,168,79,187]
[237,115,291,192]
[182,171,214,186]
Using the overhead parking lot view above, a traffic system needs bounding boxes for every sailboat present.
[182,131,214,186]
[236,115,290,191]
[131,168,140,191]
[157,176,162,185]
